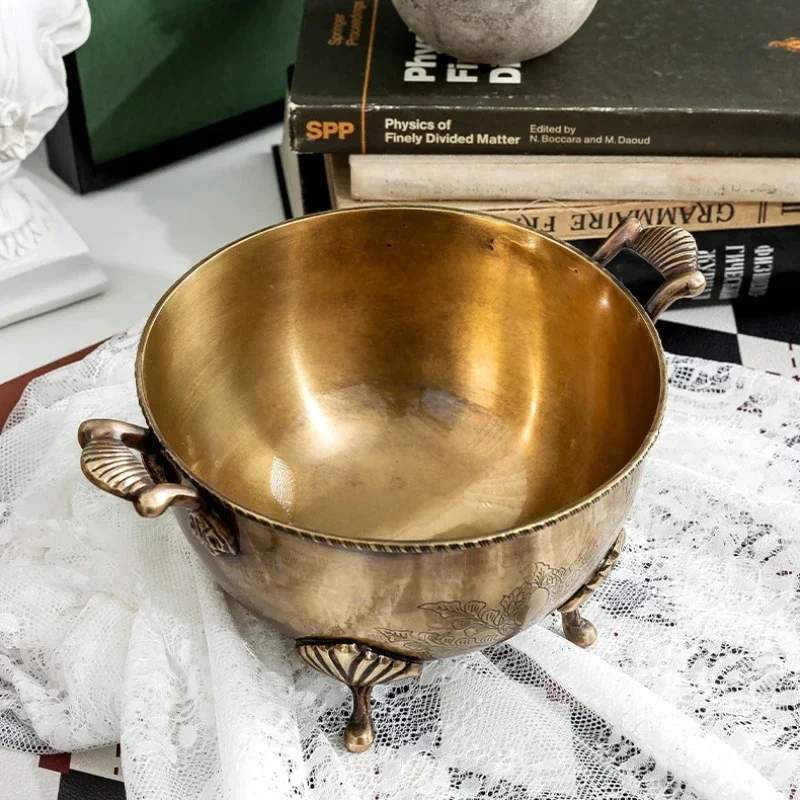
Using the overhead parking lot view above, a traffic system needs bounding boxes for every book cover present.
[276,113,331,218]
[575,226,800,306]
[288,0,800,157]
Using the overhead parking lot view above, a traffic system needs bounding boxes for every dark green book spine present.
[289,0,800,157]
[291,105,800,156]
[289,0,372,153]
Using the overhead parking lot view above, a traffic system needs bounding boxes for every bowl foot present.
[296,640,422,752]
[560,608,598,647]
[558,529,625,647]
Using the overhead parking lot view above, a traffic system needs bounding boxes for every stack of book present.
[279,0,800,308]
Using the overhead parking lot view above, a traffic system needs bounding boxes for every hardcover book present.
[573,226,800,306]
[327,155,800,239]
[288,0,800,157]
[347,154,800,203]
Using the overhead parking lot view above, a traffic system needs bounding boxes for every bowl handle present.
[592,217,707,321]
[78,418,201,517]
[78,419,239,555]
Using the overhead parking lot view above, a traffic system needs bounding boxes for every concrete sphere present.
[392,0,598,64]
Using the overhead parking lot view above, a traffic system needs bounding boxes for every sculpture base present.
[0,178,107,329]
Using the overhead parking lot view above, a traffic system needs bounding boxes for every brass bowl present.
[78,208,705,751]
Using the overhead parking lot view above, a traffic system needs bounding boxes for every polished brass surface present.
[378,559,571,654]
[137,208,667,544]
[296,641,421,752]
[559,529,626,647]
[79,208,706,751]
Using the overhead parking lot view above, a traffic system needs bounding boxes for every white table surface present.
[1,125,286,384]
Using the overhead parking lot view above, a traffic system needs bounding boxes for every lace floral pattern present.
[0,330,797,800]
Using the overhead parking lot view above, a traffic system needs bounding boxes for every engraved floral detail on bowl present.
[187,510,239,556]
[378,561,571,657]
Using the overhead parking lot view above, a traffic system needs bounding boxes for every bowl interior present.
[139,208,663,542]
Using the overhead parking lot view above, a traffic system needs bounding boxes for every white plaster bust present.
[0,0,90,260]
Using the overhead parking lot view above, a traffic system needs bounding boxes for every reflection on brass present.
[593,218,706,320]
[296,641,421,752]
[378,560,571,657]
[79,208,705,750]
[769,37,800,52]
[559,530,626,647]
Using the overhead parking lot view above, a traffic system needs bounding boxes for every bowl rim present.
[135,205,667,553]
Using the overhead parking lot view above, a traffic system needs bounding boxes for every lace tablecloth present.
[0,326,798,800]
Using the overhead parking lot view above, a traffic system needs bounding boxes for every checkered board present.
[1,303,798,799]
[659,300,800,380]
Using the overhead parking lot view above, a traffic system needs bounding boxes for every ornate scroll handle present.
[593,217,707,321]
[79,419,239,556]
[78,419,202,518]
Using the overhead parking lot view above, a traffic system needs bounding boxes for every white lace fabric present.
[0,327,797,800]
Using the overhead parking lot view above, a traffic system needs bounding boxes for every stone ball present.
[391,0,598,64]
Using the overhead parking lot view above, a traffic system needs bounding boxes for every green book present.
[48,0,303,192]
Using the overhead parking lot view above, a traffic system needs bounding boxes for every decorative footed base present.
[560,607,598,647]
[297,533,626,749]
[296,640,422,752]
[558,530,625,648]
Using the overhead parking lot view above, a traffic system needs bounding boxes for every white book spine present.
[349,155,800,203]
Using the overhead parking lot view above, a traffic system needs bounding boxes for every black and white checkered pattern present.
[659,300,800,381]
